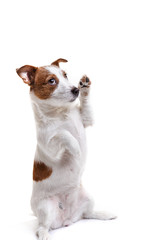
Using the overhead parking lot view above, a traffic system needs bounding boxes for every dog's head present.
[16,59,79,106]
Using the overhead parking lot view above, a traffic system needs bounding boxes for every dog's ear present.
[16,65,37,85]
[51,58,68,67]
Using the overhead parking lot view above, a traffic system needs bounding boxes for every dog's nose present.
[71,87,79,97]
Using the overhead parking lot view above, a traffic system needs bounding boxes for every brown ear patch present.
[31,67,59,99]
[33,161,52,181]
[51,58,68,67]
[16,65,37,85]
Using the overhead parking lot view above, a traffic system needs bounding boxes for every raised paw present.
[78,75,91,89]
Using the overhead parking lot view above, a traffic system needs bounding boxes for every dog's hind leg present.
[71,186,117,222]
[35,197,63,240]
[78,75,94,128]
[35,199,53,240]
[83,209,117,220]
[82,198,117,221]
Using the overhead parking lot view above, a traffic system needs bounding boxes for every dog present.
[16,58,116,240]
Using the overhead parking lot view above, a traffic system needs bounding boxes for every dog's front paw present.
[71,142,81,158]
[78,75,91,96]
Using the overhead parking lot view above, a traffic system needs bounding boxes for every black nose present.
[71,87,79,97]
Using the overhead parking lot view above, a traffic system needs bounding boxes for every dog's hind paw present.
[83,210,117,221]
[36,227,50,240]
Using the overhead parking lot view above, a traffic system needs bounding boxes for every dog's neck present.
[30,93,76,126]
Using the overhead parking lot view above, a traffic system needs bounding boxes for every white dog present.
[16,58,116,240]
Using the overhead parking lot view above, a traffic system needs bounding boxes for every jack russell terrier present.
[16,58,116,240]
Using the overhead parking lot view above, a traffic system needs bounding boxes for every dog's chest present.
[65,110,86,149]
[39,108,86,152]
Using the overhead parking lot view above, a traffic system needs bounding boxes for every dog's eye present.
[62,71,68,79]
[48,78,56,85]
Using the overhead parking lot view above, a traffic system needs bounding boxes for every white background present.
[0,0,160,239]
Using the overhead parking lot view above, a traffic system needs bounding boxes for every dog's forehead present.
[44,65,62,77]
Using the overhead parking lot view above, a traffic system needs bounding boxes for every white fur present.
[30,66,116,240]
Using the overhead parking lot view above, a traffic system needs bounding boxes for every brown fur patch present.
[30,67,59,99]
[51,58,68,67]
[62,70,68,79]
[81,76,91,86]
[82,91,89,97]
[16,65,37,85]
[33,161,52,181]
[81,77,86,83]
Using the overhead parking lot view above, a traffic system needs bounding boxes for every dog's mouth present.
[70,96,78,102]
